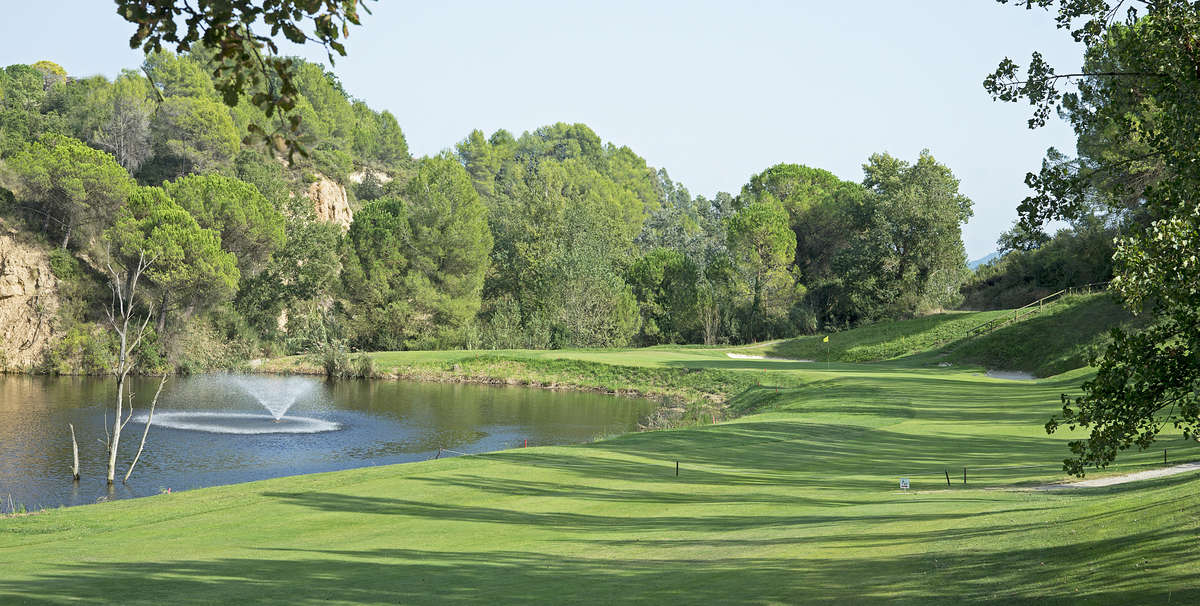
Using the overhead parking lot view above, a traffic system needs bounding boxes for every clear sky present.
[1,1,1082,259]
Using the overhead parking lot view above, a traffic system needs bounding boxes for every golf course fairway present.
[2,334,1198,604]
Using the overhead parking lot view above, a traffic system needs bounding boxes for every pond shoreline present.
[254,352,754,429]
[253,359,685,409]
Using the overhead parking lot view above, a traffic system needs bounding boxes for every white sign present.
[899,478,910,490]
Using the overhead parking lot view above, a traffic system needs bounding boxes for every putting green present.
[2,344,1198,604]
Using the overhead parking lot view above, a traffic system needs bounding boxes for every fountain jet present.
[129,375,338,434]
[230,375,317,420]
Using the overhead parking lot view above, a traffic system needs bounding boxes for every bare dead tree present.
[68,423,79,481]
[103,250,155,485]
[124,373,168,483]
[94,95,152,174]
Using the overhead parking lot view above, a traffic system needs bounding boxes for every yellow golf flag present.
[822,336,829,343]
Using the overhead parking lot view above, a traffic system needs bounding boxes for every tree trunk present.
[60,221,72,250]
[157,292,168,334]
[102,253,153,486]
[107,373,123,485]
[107,328,129,485]
[702,304,716,346]
[68,423,79,481]
[124,374,167,483]
[752,273,763,343]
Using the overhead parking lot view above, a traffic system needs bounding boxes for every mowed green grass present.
[4,343,1200,603]
[766,293,1133,376]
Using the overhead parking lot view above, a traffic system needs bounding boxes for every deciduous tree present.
[833,151,972,322]
[628,248,702,345]
[94,73,155,173]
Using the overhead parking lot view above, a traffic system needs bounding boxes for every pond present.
[0,374,656,510]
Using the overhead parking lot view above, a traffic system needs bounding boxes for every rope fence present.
[963,281,1112,339]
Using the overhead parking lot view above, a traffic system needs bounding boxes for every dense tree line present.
[1,51,977,373]
[960,214,1118,310]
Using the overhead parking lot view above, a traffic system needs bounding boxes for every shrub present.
[318,340,351,378]
[41,323,115,375]
[0,186,14,214]
[47,248,80,282]
[170,315,255,373]
[352,353,376,379]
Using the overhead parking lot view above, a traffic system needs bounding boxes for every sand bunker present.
[985,370,1036,381]
[725,353,814,362]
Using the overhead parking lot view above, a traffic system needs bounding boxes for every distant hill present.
[968,251,1003,270]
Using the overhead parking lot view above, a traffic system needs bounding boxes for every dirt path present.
[1033,461,1200,490]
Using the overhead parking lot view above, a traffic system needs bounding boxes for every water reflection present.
[0,374,654,510]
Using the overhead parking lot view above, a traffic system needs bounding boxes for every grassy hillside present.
[951,293,1138,376]
[764,309,1010,362]
[4,343,1200,604]
[763,293,1133,376]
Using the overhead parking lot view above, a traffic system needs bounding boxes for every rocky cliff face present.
[348,169,393,185]
[306,175,353,231]
[0,229,58,371]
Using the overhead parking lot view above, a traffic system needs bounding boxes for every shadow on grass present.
[406,473,842,506]
[3,524,1197,605]
[741,377,1059,423]
[537,422,1063,486]
[259,491,1047,532]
